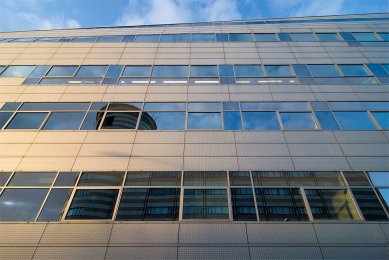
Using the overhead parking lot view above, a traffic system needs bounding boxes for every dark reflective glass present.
[231,188,257,221]
[307,65,340,77]
[216,33,229,42]
[316,33,340,41]
[23,78,41,85]
[143,102,185,111]
[106,65,123,77]
[292,64,311,77]
[1,66,35,77]
[352,188,388,221]
[191,33,216,42]
[229,171,251,186]
[101,112,139,129]
[78,172,125,186]
[343,171,370,186]
[188,102,221,111]
[97,36,123,42]
[43,112,85,130]
[0,172,12,186]
[122,66,151,77]
[222,102,239,110]
[369,172,389,186]
[125,171,181,186]
[264,65,293,76]
[190,65,218,76]
[72,36,98,42]
[37,188,73,221]
[20,102,89,111]
[290,33,316,41]
[160,34,190,42]
[187,112,222,129]
[338,65,369,76]
[184,171,227,186]
[90,102,108,110]
[242,112,280,130]
[314,172,345,186]
[102,78,118,84]
[254,33,278,41]
[234,65,263,77]
[80,111,102,130]
[223,111,242,130]
[377,189,389,211]
[8,172,56,186]
[47,66,78,77]
[183,189,228,219]
[0,188,48,221]
[280,112,317,130]
[65,189,119,219]
[229,33,253,42]
[122,35,135,42]
[351,33,379,41]
[139,112,185,130]
[333,112,376,130]
[1,102,21,111]
[6,112,48,129]
[366,64,388,76]
[29,66,50,77]
[76,66,108,77]
[135,34,160,42]
[372,112,389,129]
[152,65,188,77]
[54,172,80,186]
[0,112,12,129]
[252,171,288,186]
[315,111,340,130]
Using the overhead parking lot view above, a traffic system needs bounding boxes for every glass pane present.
[287,172,316,186]
[42,112,85,130]
[351,32,379,41]
[80,111,102,130]
[314,172,345,186]
[122,35,135,42]
[223,111,242,130]
[20,102,89,111]
[229,33,252,42]
[116,188,180,221]
[277,33,292,42]
[184,171,227,186]
[343,171,370,186]
[290,33,316,41]
[188,103,220,111]
[333,112,376,130]
[378,33,389,41]
[191,33,215,42]
[316,33,340,41]
[234,65,263,77]
[0,112,12,129]
[315,111,340,130]
[1,102,21,111]
[101,112,139,129]
[160,34,190,42]
[183,189,228,219]
[307,65,340,77]
[108,102,142,111]
[229,171,251,186]
[305,189,360,220]
[122,66,151,77]
[242,112,280,130]
[29,66,50,77]
[78,172,125,186]
[216,33,229,42]
[152,65,188,77]
[241,102,308,111]
[369,172,389,186]
[252,171,288,186]
[264,65,293,76]
[338,65,369,76]
[54,172,80,186]
[254,33,277,41]
[222,102,239,110]
[125,171,181,186]
[1,66,35,77]
[255,188,308,221]
[76,66,108,77]
[366,64,388,77]
[280,112,317,130]
[139,112,185,130]
[219,65,234,77]
[65,189,119,219]
[97,36,123,42]
[37,188,73,221]
[0,172,12,186]
[231,188,257,221]
[187,112,222,130]
[190,66,218,76]
[371,112,389,129]
[8,172,56,186]
[382,64,389,74]
[143,102,185,111]
[5,112,48,129]
[105,65,123,77]
[292,64,311,77]
[135,34,160,42]
[72,36,98,42]
[0,188,48,221]
[377,188,389,211]
[351,188,388,221]
[47,66,78,77]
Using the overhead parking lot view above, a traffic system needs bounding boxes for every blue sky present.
[0,0,388,32]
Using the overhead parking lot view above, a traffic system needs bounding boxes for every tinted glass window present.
[143,102,185,111]
[219,65,234,77]
[381,64,389,74]
[76,66,108,77]
[183,189,228,219]
[191,33,216,42]
[222,102,239,110]
[20,102,89,111]
[29,66,50,77]
[0,112,12,129]
[315,111,340,130]
[292,64,311,77]
[277,33,292,42]
[229,33,252,42]
[160,34,190,42]
[54,172,80,186]
[8,172,56,186]
[229,171,251,186]
[72,36,98,42]
[316,33,340,41]
[366,64,388,76]
[378,188,389,211]
[343,171,370,186]
[43,112,85,130]
[188,102,220,111]
[37,188,73,221]
[378,33,389,41]
[152,65,188,77]
[135,34,160,42]
[101,112,139,129]
[187,112,221,129]
[280,112,317,130]
[1,66,35,77]
[190,65,218,76]
[372,112,389,129]
[223,111,242,130]
[264,65,293,76]
[65,189,119,219]
[125,171,181,186]
[333,112,376,130]
[231,188,257,221]
[254,33,278,41]
[0,188,48,221]
[122,35,135,42]
[108,102,142,111]
[78,172,125,186]
[6,112,48,129]
[122,66,151,77]
[47,66,78,77]
[338,65,370,76]
[80,111,101,130]
[234,65,263,77]
[1,102,21,111]
[242,112,280,130]
[0,172,12,186]
[184,171,227,186]
[97,36,123,42]
[139,111,185,130]
[106,65,123,77]
[241,102,308,111]
[369,172,389,186]
[290,33,316,41]
[351,33,379,41]
[216,33,229,42]
[351,188,388,221]
[307,65,340,76]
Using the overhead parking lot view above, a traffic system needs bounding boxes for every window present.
[75,65,108,77]
[191,33,216,42]
[277,33,292,41]
[97,35,123,42]
[72,36,98,42]
[0,188,48,221]
[216,33,229,42]
[139,112,185,130]
[351,32,379,41]
[242,112,280,130]
[0,112,12,129]
[80,111,101,130]
[160,34,190,42]
[116,188,180,221]
[190,65,218,77]
[188,102,221,111]
[338,65,370,76]
[333,112,376,130]
[108,102,142,111]
[280,112,317,130]
[222,102,239,110]
[252,171,288,186]
[101,112,139,129]
[229,171,252,186]
[7,172,56,186]
[65,189,119,219]
[231,188,257,221]
[228,33,253,42]
[315,111,340,130]
[290,33,316,41]
[187,112,222,130]
[47,66,78,77]
[223,111,242,130]
[183,189,229,219]
[122,66,151,77]
[29,66,50,77]
[264,65,293,76]
[184,171,227,186]
[316,33,340,41]
[78,172,125,186]
[307,65,340,76]
[366,64,388,76]
[343,171,370,186]
[5,112,48,129]
[125,171,181,186]
[54,172,80,186]
[106,65,123,77]
[42,112,86,130]
[0,172,12,186]
[254,33,278,41]
[122,35,135,42]
[152,65,188,77]
[377,189,389,211]
[37,189,73,221]
[351,188,388,221]
[378,33,389,41]
[305,189,360,220]
[292,64,311,77]
[368,172,389,186]
[234,65,263,77]
[371,112,389,129]
[135,34,160,42]
[241,102,309,111]
[20,102,90,111]
[0,66,35,77]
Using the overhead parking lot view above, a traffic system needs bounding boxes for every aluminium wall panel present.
[105,246,177,260]
[0,224,46,244]
[33,247,107,260]
[249,247,323,260]
[178,247,250,260]
[179,224,247,244]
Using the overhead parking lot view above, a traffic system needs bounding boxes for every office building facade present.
[0,13,388,259]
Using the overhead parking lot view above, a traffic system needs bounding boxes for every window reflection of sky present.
[280,112,317,129]
[188,112,222,129]
[242,112,279,130]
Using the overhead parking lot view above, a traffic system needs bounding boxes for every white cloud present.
[267,0,346,17]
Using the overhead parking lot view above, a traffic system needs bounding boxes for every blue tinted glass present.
[122,66,151,77]
[222,102,239,110]
[366,64,388,77]
[381,64,389,74]
[108,102,142,111]
[310,101,329,110]
[216,33,229,42]
[290,33,316,41]
[102,78,118,84]
[6,112,48,129]
[240,102,308,111]
[0,112,12,128]
[43,112,85,130]
[264,66,293,76]
[78,172,125,186]
[37,188,73,221]
[23,78,41,85]
[8,172,56,186]
[234,65,263,77]
[76,66,108,77]
[307,65,340,76]
[152,65,188,77]
[72,36,98,42]
[191,34,215,42]
[47,66,78,77]
[229,34,252,42]
[160,34,190,42]
[254,33,277,41]
[139,112,185,130]
[106,65,123,77]
[315,111,340,130]
[334,112,376,130]
[316,33,340,41]
[371,112,389,129]
[378,33,389,41]
[280,112,317,130]
[1,66,35,77]
[242,112,280,130]
[144,103,185,111]
[338,65,369,76]
[277,33,292,41]
[378,189,389,211]
[292,65,311,77]
[80,111,100,130]
[188,103,221,111]
[122,35,135,42]
[219,65,234,77]
[20,102,89,111]
[29,66,50,77]
[339,32,357,41]
[1,102,21,111]
[97,36,123,42]
[136,34,160,42]
[224,112,242,130]
[188,112,222,129]
[190,66,218,76]
[369,172,389,186]
[351,33,379,41]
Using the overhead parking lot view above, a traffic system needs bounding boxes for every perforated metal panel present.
[185,132,235,144]
[380,224,389,243]
[320,246,389,259]
[292,157,350,171]
[105,246,177,260]
[33,246,107,259]
[234,132,285,143]
[178,246,250,260]
[333,131,387,144]
[0,247,36,259]
[249,246,323,259]
[236,144,289,156]
[0,224,46,244]
[238,157,294,170]
[179,224,247,244]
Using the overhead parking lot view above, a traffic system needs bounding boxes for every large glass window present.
[29,66,50,77]
[229,33,253,42]
[0,172,12,186]
[54,172,80,186]
[290,33,316,41]
[19,102,89,111]
[254,33,278,41]
[378,33,389,41]
[135,34,160,42]
[78,172,125,186]
[101,112,139,129]
[47,66,78,77]
[231,188,257,221]
[252,171,288,186]
[223,111,242,130]
[191,33,216,42]
[183,189,229,219]
[368,172,389,186]
[280,112,317,130]
[97,36,124,42]
[160,34,190,42]
[75,65,108,77]
[333,112,376,130]
[125,171,181,186]
[122,66,151,77]
[5,112,48,129]
[338,65,370,76]
[143,102,185,111]
[242,112,280,130]
[187,112,222,130]
[37,188,73,221]
[351,32,379,41]
[377,188,389,211]
[351,188,388,221]
[116,188,180,221]
[315,111,340,130]
[229,171,252,186]
[343,171,370,186]
[371,112,389,129]
[190,65,218,77]
[8,172,56,186]
[264,65,293,77]
[106,65,123,77]
[1,66,35,77]
[234,65,263,77]
[42,112,85,130]
[0,112,12,129]
[184,171,227,186]
[139,112,185,130]
[80,111,101,130]
[307,65,340,77]
[65,189,119,219]
[316,33,340,41]
[152,65,188,77]
[72,36,98,42]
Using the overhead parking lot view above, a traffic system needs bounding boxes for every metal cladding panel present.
[238,157,294,170]
[0,247,36,259]
[246,224,318,244]
[347,157,389,171]
[128,156,184,170]
[183,156,239,170]
[179,224,247,244]
[288,144,343,156]
[84,132,136,144]
[185,132,235,144]
[333,131,388,144]
[178,247,250,260]
[33,247,107,260]
[34,132,87,143]
[340,144,389,156]
[313,224,387,244]
[131,144,184,156]
[184,144,237,156]
[109,224,179,244]
[72,156,129,171]
[105,246,177,260]
[0,224,46,244]
[249,247,323,259]
[380,224,389,242]
[40,223,112,244]
[236,144,290,156]
[134,132,185,144]
[292,157,351,171]
[320,247,389,260]
[234,132,285,143]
